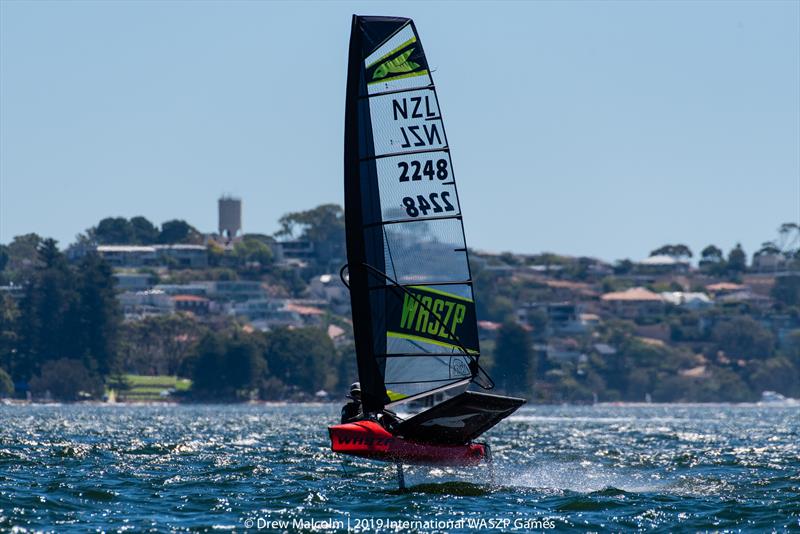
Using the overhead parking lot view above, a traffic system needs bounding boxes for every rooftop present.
[601,287,663,302]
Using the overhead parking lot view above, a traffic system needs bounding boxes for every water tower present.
[218,195,242,239]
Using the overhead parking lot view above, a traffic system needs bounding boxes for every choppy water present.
[0,403,798,532]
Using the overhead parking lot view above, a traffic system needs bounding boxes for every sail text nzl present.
[392,95,437,120]
[393,94,442,149]
[399,123,442,149]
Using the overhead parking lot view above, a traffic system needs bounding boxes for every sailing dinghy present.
[329,15,525,471]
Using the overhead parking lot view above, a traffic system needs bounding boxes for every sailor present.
[340,382,363,423]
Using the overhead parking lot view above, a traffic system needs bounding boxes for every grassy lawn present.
[109,375,192,401]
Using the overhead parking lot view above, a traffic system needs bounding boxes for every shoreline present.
[2,399,797,408]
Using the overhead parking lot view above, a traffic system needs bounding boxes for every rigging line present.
[359,84,435,99]
[375,352,473,358]
[385,378,470,408]
[360,20,411,62]
[404,336,430,354]
[363,214,462,229]
[368,280,473,290]
[385,378,469,385]
[360,147,448,162]
[383,226,399,282]
[357,262,493,388]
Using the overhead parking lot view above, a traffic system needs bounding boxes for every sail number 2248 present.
[398,158,449,182]
[398,158,455,217]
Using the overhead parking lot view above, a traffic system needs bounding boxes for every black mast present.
[345,15,409,412]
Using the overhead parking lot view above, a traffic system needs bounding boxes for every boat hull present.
[329,420,487,466]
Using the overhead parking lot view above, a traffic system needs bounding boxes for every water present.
[1,403,798,532]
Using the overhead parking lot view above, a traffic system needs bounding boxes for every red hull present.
[328,420,486,466]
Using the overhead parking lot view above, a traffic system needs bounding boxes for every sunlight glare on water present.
[0,403,798,532]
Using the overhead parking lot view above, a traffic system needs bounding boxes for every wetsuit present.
[340,401,362,423]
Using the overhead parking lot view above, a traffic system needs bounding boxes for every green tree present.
[29,358,103,401]
[72,254,121,376]
[233,236,274,269]
[0,293,19,375]
[727,243,747,273]
[0,367,13,397]
[771,275,800,307]
[158,220,202,244]
[3,233,42,282]
[748,357,800,397]
[264,327,337,393]
[650,244,692,260]
[700,245,723,263]
[699,245,726,274]
[713,317,774,360]
[130,216,159,244]
[120,314,206,375]
[191,333,266,399]
[95,217,135,244]
[276,204,345,271]
[613,259,634,275]
[493,322,534,395]
[16,239,77,379]
[0,244,8,272]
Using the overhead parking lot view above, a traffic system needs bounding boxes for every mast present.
[344,15,395,413]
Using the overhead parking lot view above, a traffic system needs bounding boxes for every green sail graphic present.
[372,49,420,80]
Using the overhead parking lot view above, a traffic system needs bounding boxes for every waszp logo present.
[400,293,466,340]
[372,49,420,80]
[386,287,479,354]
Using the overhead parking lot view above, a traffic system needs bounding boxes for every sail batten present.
[345,15,480,409]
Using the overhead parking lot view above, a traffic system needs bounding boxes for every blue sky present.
[1,0,798,262]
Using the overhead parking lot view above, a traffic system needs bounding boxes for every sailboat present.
[329,15,525,472]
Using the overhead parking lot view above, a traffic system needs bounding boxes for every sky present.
[1,0,798,263]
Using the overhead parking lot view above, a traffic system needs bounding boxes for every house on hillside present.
[171,294,210,316]
[96,244,208,269]
[97,245,158,267]
[705,282,746,295]
[308,274,349,313]
[600,287,664,319]
[636,255,690,274]
[119,289,174,319]
[661,291,713,310]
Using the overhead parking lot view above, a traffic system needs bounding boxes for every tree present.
[3,233,42,282]
[0,293,19,375]
[72,253,121,376]
[120,314,206,375]
[276,204,345,271]
[130,216,159,244]
[493,322,534,395]
[713,317,774,360]
[772,275,800,307]
[29,358,103,401]
[191,333,266,399]
[233,237,274,270]
[613,259,634,275]
[650,244,692,260]
[158,220,202,244]
[15,241,120,381]
[700,245,723,264]
[95,217,135,244]
[264,327,337,393]
[0,244,8,272]
[727,243,747,272]
[748,357,799,397]
[16,239,77,379]
[0,368,13,397]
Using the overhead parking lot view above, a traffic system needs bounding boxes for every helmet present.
[347,382,361,399]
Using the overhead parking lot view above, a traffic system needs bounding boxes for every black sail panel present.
[345,15,480,410]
